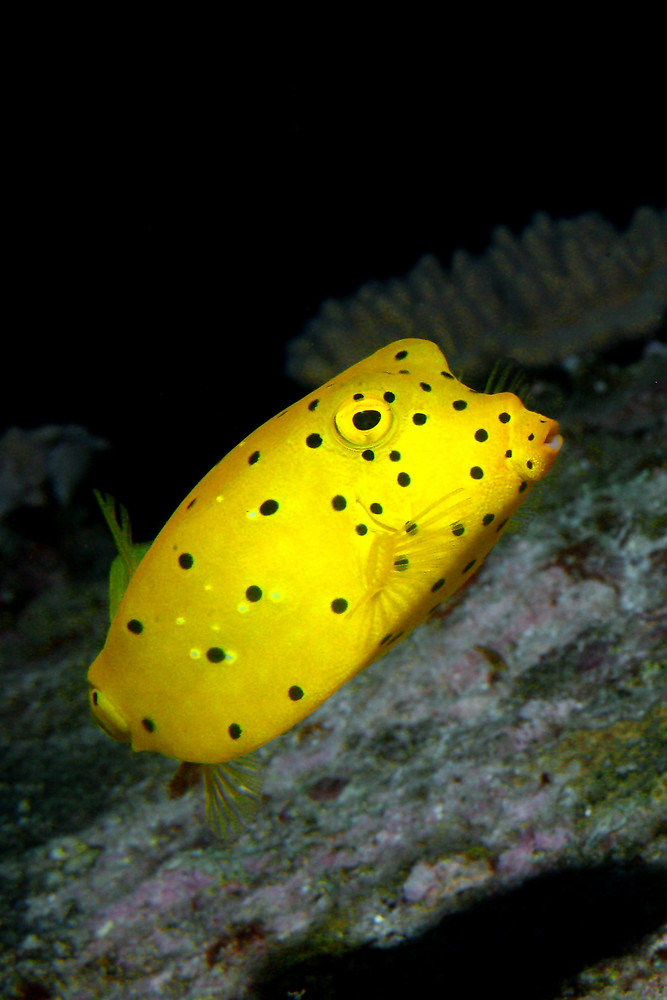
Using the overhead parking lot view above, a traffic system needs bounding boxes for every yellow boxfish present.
[88,339,563,835]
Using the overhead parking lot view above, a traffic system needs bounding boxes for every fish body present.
[88,339,562,830]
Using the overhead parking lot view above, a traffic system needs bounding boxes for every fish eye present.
[334,395,393,445]
[89,686,131,743]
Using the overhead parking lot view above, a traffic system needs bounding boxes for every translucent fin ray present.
[94,489,152,620]
[202,754,263,840]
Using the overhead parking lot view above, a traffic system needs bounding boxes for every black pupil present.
[352,409,382,431]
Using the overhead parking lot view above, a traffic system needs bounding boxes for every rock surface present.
[1,340,666,1000]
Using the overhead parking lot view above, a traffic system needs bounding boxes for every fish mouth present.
[544,423,563,453]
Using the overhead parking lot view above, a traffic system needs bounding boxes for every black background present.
[6,55,665,537]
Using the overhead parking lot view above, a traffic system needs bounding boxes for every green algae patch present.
[539,704,667,827]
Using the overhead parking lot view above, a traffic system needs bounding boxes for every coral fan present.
[286,206,667,386]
